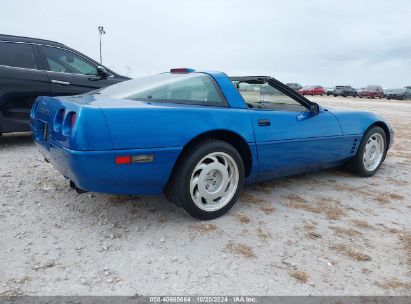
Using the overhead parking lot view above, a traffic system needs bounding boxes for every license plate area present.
[34,120,48,142]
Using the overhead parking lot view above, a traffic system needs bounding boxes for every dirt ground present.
[0,96,410,296]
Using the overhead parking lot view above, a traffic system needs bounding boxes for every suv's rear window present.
[93,73,225,106]
[0,42,37,69]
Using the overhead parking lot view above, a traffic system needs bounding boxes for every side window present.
[0,42,38,69]
[41,46,97,75]
[235,82,306,112]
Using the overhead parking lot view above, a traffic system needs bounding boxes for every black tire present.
[343,94,347,97]
[346,126,387,177]
[165,139,244,220]
[334,94,337,97]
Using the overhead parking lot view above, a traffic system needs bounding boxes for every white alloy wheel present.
[362,133,384,172]
[189,152,239,212]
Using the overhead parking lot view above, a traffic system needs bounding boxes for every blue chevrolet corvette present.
[30,68,393,219]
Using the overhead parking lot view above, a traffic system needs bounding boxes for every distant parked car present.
[0,34,129,135]
[358,85,384,99]
[325,87,335,96]
[299,85,325,96]
[286,83,302,91]
[332,86,357,97]
[385,88,411,100]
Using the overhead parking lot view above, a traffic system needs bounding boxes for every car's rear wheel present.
[347,126,387,177]
[165,139,244,220]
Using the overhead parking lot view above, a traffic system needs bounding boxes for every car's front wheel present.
[165,139,244,220]
[347,126,387,177]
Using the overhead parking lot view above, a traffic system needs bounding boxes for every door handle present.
[257,119,271,126]
[51,80,70,86]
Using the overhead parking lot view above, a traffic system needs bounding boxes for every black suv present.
[332,86,357,97]
[0,34,129,135]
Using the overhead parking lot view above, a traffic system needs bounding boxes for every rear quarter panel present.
[101,102,259,183]
[101,103,255,149]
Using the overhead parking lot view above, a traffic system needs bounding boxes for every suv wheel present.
[165,139,244,220]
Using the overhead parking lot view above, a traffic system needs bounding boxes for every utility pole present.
[98,26,106,64]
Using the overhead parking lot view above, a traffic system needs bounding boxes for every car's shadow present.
[0,132,33,147]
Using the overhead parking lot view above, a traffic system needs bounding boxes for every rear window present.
[0,42,37,69]
[93,73,225,106]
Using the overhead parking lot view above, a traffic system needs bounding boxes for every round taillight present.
[71,113,76,128]
[62,111,77,136]
[53,109,65,132]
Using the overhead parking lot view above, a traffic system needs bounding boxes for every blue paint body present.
[30,71,393,195]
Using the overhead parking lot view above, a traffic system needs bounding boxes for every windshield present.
[302,85,315,89]
[91,73,224,104]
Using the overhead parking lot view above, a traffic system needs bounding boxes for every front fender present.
[328,109,394,149]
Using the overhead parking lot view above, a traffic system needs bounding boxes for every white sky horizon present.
[2,0,411,88]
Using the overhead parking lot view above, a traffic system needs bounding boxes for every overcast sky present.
[2,0,411,87]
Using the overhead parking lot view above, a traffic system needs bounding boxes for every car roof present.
[0,34,65,47]
[229,76,269,84]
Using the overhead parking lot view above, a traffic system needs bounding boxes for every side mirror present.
[96,66,109,79]
[309,102,320,115]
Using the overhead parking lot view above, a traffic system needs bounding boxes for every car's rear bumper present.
[386,94,404,99]
[35,139,182,195]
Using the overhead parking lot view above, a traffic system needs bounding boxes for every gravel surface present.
[0,96,410,296]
